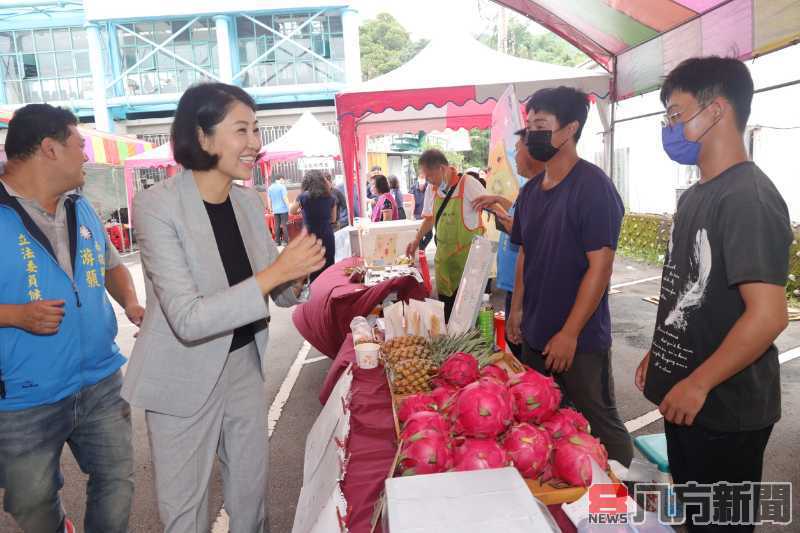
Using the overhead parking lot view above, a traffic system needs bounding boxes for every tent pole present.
[607,58,617,185]
[609,99,615,184]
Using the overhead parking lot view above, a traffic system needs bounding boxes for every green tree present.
[480,17,588,67]
[360,13,428,80]
[464,129,491,170]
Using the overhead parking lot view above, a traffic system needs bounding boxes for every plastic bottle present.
[477,294,494,345]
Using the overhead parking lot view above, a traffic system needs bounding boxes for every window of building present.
[236,11,344,88]
[116,18,218,96]
[0,27,106,104]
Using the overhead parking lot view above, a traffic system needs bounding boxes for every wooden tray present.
[525,471,621,506]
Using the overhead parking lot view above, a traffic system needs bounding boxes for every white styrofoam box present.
[357,219,423,267]
[384,467,560,533]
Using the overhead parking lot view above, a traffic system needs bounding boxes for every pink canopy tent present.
[335,34,611,220]
[491,0,800,98]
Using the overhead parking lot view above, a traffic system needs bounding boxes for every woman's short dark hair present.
[373,174,390,194]
[5,104,78,161]
[171,82,257,171]
[388,175,400,189]
[302,169,330,199]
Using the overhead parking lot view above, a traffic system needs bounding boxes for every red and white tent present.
[335,34,611,218]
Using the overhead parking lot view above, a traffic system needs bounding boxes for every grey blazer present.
[121,170,298,417]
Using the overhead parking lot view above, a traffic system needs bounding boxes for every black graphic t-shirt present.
[644,162,793,432]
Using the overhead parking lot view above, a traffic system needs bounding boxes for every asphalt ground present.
[1,254,798,532]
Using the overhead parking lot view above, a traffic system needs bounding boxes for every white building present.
[0,0,362,183]
[579,45,800,222]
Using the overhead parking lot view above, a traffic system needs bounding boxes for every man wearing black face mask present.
[508,86,632,466]
[637,57,792,533]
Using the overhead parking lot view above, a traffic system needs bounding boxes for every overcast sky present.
[352,0,545,40]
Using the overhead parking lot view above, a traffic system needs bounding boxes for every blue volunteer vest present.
[0,188,124,411]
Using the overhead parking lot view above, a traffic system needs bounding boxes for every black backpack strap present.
[0,182,58,260]
[65,194,80,274]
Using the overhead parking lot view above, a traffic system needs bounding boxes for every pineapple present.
[381,336,432,365]
[390,357,437,395]
[429,329,495,367]
[382,335,427,353]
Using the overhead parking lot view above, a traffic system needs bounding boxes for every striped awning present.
[0,108,152,165]
[80,127,153,166]
[492,0,800,99]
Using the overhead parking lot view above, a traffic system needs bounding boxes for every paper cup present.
[355,342,380,369]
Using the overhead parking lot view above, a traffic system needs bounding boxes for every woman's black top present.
[204,197,257,353]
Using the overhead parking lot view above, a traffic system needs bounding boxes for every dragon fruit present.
[397,393,438,423]
[502,423,554,479]
[398,431,453,476]
[437,352,480,388]
[429,384,458,410]
[542,408,591,440]
[480,364,509,384]
[400,411,450,440]
[451,379,513,438]
[553,434,609,487]
[452,438,509,471]
[508,371,562,424]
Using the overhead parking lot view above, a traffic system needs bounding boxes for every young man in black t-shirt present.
[636,57,793,532]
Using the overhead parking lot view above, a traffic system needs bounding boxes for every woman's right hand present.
[257,230,326,293]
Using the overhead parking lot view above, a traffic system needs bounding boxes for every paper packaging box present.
[358,219,422,267]
[383,467,560,533]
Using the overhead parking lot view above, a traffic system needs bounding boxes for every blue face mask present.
[661,103,719,165]
[661,122,701,165]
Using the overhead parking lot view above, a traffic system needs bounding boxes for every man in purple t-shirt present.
[509,86,633,466]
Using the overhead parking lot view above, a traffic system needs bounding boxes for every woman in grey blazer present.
[122,83,325,533]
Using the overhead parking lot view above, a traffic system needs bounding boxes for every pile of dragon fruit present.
[396,352,608,487]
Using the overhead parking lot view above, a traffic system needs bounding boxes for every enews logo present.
[588,482,793,527]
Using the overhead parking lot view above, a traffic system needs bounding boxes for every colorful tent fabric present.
[1,108,153,165]
[492,0,800,98]
[335,34,611,220]
[80,127,153,165]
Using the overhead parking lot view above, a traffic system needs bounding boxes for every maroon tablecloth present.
[292,257,429,358]
[337,337,578,533]
[320,333,358,404]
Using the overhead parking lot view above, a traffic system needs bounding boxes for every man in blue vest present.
[0,104,143,533]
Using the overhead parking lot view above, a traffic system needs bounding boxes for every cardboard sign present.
[304,365,353,485]
[292,431,349,533]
